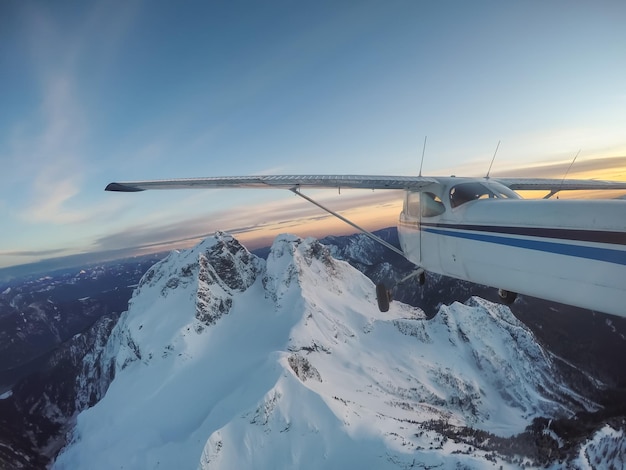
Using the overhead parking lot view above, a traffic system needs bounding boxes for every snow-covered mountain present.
[52,232,609,469]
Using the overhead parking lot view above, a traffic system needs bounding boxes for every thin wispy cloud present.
[5,2,140,228]
[494,156,626,179]
[0,248,68,258]
[17,73,87,224]
[92,189,401,254]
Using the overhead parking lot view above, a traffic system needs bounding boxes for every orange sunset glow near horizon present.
[2,154,626,275]
[136,155,626,257]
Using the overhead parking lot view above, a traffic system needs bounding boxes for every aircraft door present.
[399,191,446,271]
[440,184,477,278]
[419,192,446,272]
[398,191,422,265]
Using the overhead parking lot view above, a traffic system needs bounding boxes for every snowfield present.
[54,233,598,469]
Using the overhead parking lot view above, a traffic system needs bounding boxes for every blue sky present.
[1,0,626,271]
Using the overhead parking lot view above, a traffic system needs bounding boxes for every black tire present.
[376,283,390,312]
[498,289,517,305]
[418,272,426,286]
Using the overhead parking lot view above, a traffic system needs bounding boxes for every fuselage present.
[397,178,626,317]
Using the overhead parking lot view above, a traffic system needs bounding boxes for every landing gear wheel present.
[418,272,426,286]
[498,289,517,305]
[376,283,391,312]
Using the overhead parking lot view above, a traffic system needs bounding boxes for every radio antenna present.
[542,149,581,199]
[561,149,580,185]
[485,140,500,179]
[418,135,427,177]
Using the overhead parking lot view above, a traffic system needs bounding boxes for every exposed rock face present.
[195,234,262,329]
[287,354,322,382]
[0,312,119,469]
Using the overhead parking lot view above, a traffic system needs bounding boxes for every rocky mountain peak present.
[53,232,606,469]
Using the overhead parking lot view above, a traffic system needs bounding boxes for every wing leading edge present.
[105,175,439,192]
[105,175,626,193]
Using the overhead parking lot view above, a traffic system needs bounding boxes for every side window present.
[421,192,445,217]
[406,191,420,217]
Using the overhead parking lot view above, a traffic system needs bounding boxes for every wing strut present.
[289,188,406,258]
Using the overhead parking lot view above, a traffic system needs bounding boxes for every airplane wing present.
[105,175,626,193]
[105,175,438,192]
[494,178,626,192]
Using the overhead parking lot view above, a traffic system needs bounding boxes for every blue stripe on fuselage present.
[423,227,626,266]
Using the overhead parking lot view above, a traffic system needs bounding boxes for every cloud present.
[493,156,626,179]
[89,156,626,261]
[5,40,88,223]
[23,176,84,224]
[92,189,403,254]
[4,2,142,227]
[0,248,68,258]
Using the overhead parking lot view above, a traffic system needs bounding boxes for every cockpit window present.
[449,182,514,208]
[421,192,445,217]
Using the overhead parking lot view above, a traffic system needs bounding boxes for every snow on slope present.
[572,425,625,469]
[55,232,588,469]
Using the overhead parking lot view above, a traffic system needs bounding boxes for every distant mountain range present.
[0,254,163,392]
[0,247,162,283]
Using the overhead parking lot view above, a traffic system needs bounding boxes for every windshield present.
[449,182,518,208]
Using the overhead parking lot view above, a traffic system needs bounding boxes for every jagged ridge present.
[54,232,600,469]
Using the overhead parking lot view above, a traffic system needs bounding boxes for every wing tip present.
[105,182,144,192]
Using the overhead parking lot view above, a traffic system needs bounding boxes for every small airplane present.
[106,174,626,318]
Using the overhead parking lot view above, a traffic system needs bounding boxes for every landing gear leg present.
[498,289,517,305]
[399,267,425,286]
[376,268,426,312]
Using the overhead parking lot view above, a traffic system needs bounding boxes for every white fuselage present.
[397,178,626,317]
